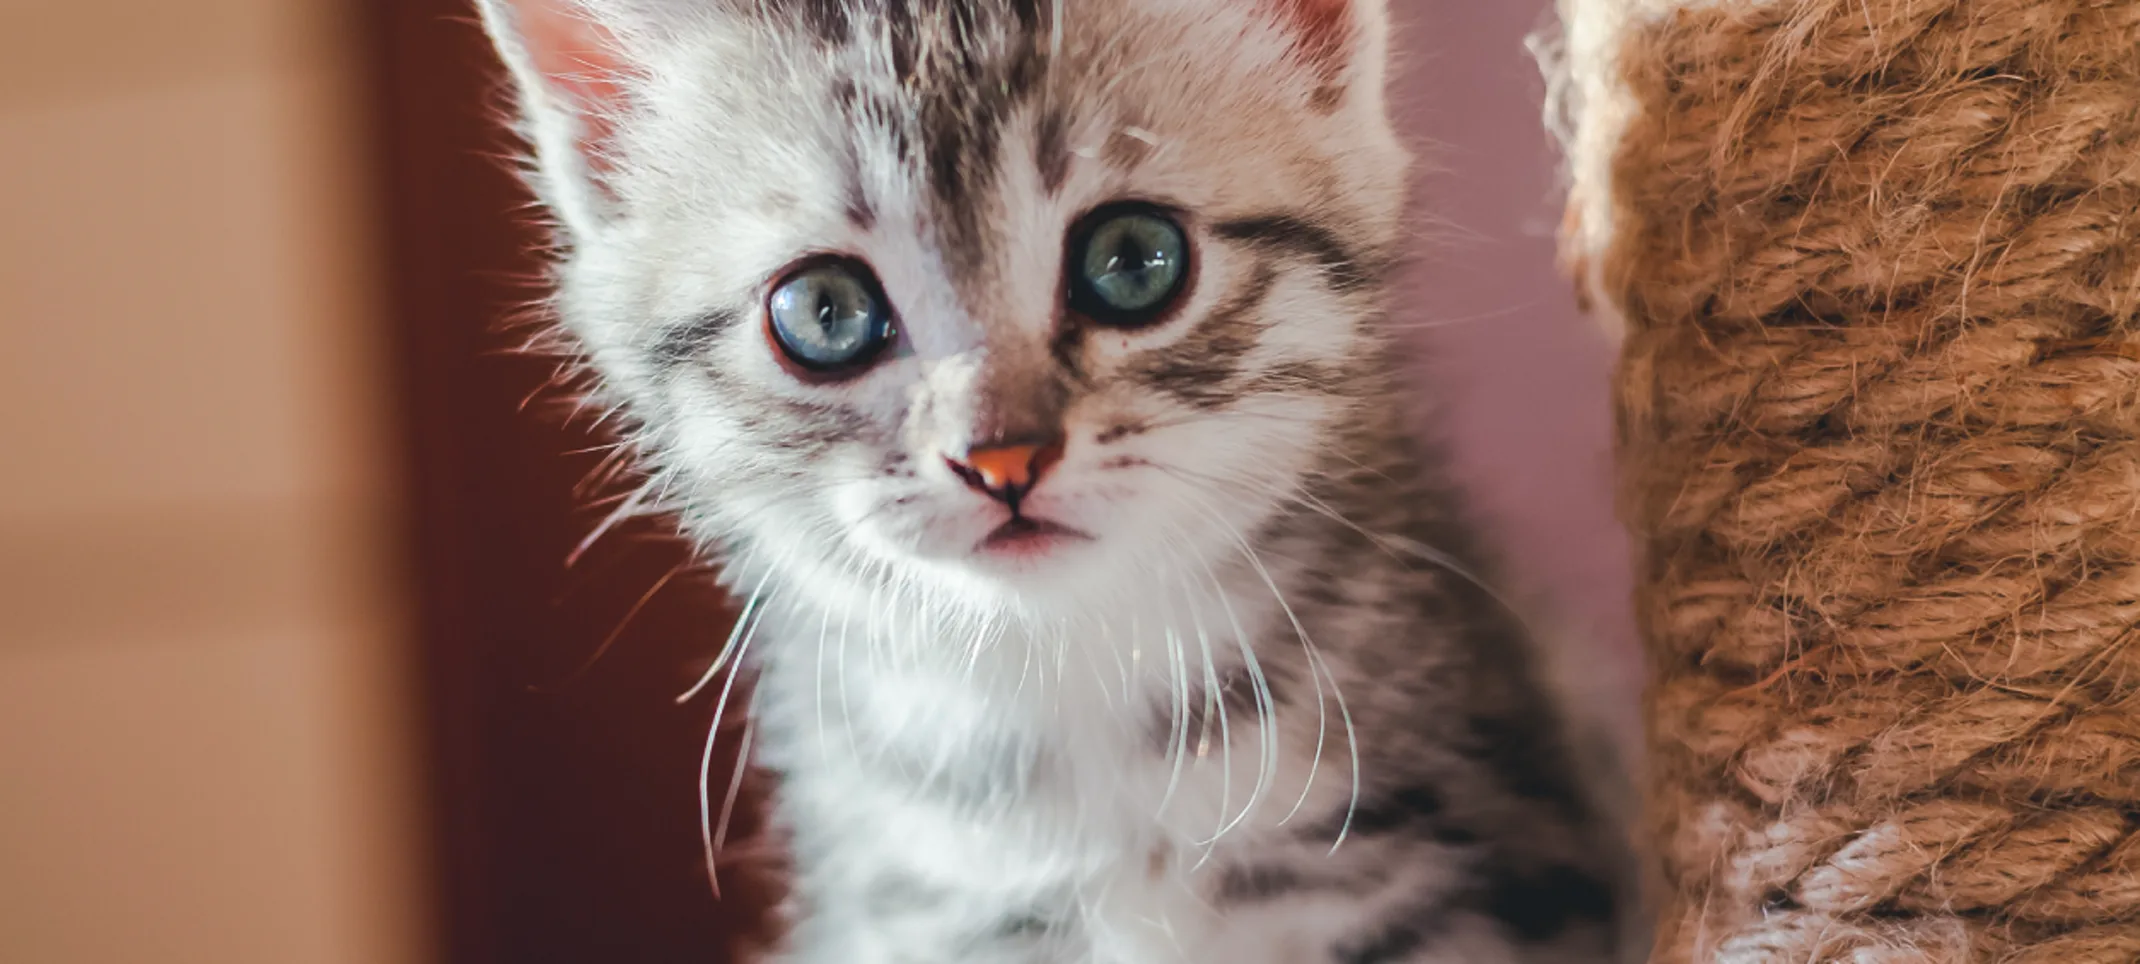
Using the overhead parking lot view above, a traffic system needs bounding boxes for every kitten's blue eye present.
[1069,206,1191,326]
[767,259,895,374]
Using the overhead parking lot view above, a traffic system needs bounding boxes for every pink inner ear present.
[1270,0,1351,73]
[513,1,627,161]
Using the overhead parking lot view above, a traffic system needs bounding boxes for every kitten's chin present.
[844,514,1130,608]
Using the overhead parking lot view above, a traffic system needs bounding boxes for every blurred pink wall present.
[1392,4,1640,727]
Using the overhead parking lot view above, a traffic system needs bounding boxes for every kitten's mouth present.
[977,516,1091,556]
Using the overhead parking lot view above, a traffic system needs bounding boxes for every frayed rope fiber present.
[1592,0,2140,960]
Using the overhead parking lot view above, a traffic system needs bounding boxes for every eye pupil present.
[1070,207,1191,326]
[768,260,895,374]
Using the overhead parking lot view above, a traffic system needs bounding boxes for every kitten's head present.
[479,0,1408,620]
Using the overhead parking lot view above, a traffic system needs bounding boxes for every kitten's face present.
[487,0,1406,617]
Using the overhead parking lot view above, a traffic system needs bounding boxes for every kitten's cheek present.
[863,515,991,566]
[831,486,985,564]
[825,484,879,532]
[826,485,910,559]
[905,522,990,562]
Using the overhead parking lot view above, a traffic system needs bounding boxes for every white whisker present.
[696,593,772,898]
[678,571,773,704]
[1190,545,1279,841]
[1170,482,1360,851]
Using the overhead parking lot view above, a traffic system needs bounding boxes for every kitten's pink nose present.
[948,438,1065,505]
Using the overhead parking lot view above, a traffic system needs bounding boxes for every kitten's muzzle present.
[946,437,1066,513]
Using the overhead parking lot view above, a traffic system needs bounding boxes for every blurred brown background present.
[0,2,1629,963]
[1,1,423,962]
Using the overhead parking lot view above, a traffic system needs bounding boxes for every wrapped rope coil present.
[1553,0,2140,960]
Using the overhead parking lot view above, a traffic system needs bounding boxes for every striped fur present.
[474,2,1634,962]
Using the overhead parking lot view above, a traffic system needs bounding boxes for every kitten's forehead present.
[701,0,1336,275]
[764,0,1059,276]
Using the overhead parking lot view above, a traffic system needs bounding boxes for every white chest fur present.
[750,606,1437,964]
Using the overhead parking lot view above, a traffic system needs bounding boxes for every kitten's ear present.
[1267,0,1390,101]
[474,0,637,234]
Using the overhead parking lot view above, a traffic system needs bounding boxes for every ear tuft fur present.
[1272,0,1353,71]
[1261,0,1388,106]
[475,0,632,236]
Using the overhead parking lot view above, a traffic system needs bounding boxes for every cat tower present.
[1550,0,2140,960]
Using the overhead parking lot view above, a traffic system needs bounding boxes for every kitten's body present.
[474,2,1632,961]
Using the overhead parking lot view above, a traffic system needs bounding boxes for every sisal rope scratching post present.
[1552,0,2140,960]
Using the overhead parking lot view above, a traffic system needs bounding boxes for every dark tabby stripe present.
[1335,906,1449,964]
[1463,710,1590,820]
[782,0,855,45]
[1308,81,1348,114]
[1127,264,1276,410]
[835,90,881,230]
[1344,783,1447,836]
[961,904,1073,956]
[832,77,917,165]
[904,1,1048,278]
[1302,778,1485,849]
[1216,860,1386,905]
[1093,421,1149,444]
[1034,103,1072,195]
[1217,863,1305,903]
[986,912,1056,940]
[777,0,1058,280]
[1103,126,1157,169]
[1213,215,1376,293]
[1236,359,1347,399]
[651,309,742,370]
[1049,314,1087,382]
[1475,864,1616,944]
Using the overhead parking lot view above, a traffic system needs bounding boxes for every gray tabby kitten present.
[473,1,1633,962]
